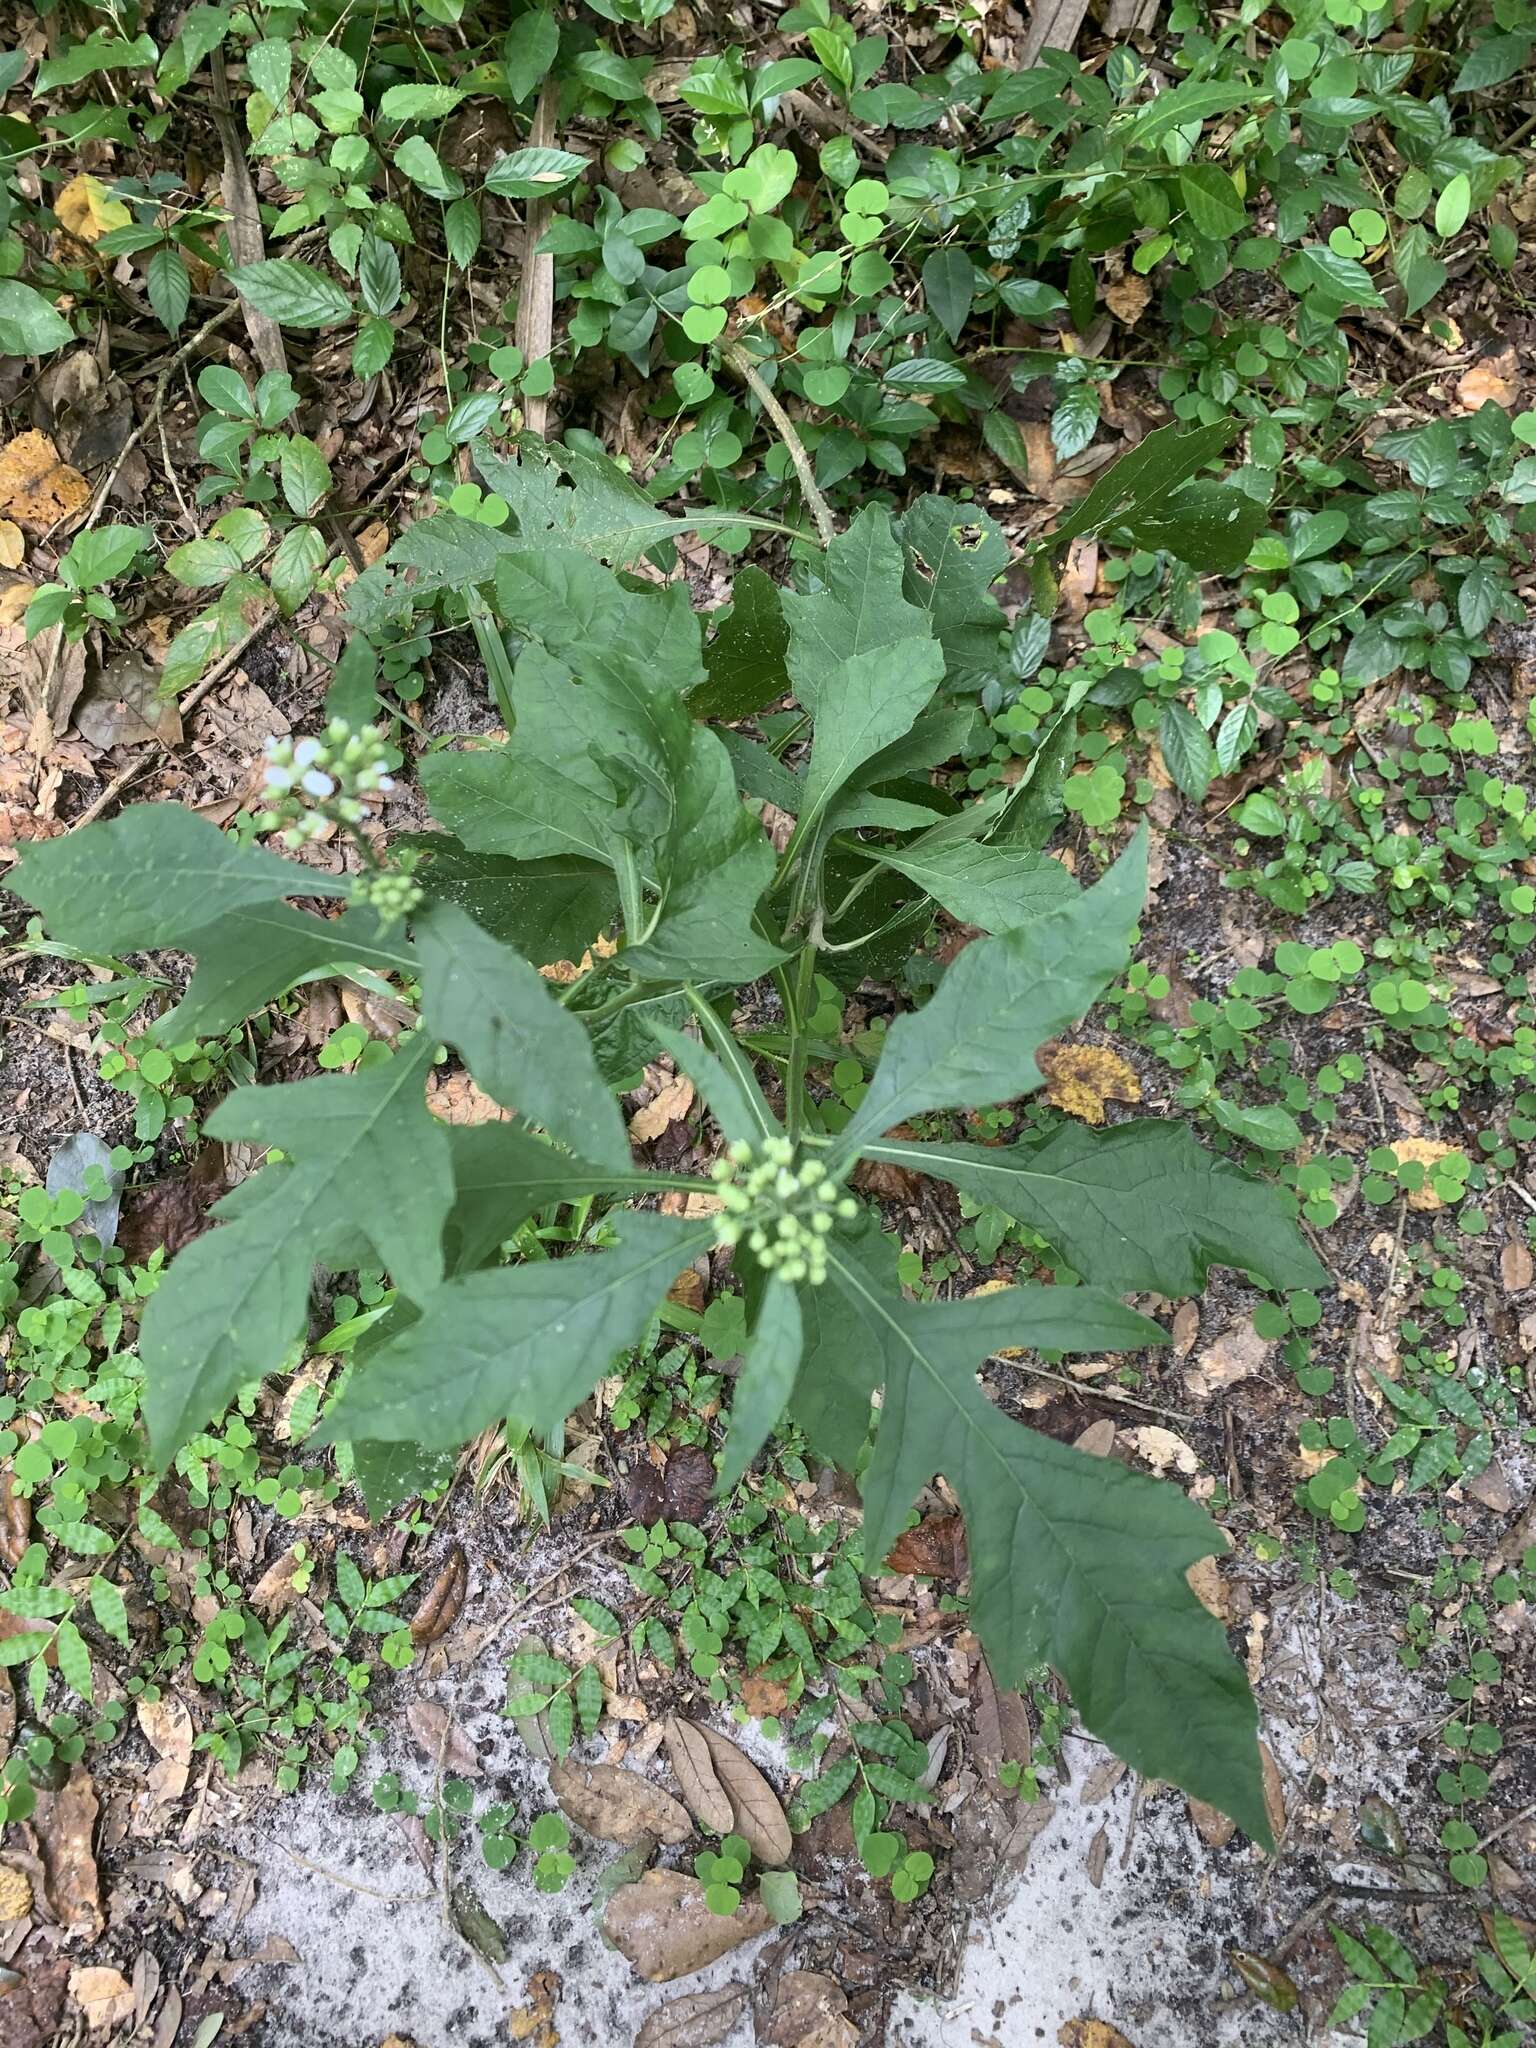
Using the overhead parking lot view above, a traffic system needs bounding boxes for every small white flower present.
[301,769,336,798]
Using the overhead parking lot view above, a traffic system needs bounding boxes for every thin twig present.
[273,1843,433,1904]
[83,303,241,528]
[986,1354,1194,1423]
[724,342,836,549]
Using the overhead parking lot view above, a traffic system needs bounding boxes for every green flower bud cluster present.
[710,1135,857,1285]
[255,721,396,848]
[349,867,423,930]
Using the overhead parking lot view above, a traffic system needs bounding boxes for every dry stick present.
[82,304,242,528]
[211,45,287,379]
[723,342,836,550]
[986,1352,1193,1423]
[514,82,560,439]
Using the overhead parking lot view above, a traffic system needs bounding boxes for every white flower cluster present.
[350,867,423,929]
[711,1135,857,1286]
[256,721,396,847]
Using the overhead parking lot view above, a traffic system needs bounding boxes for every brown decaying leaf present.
[1059,2024,1136,2048]
[758,1972,854,2048]
[248,1544,305,1617]
[695,1723,792,1867]
[0,1465,31,1567]
[33,1764,101,1937]
[506,1967,560,2047]
[1188,1796,1237,1848]
[1501,1242,1533,1291]
[1389,1137,1458,1212]
[661,1445,716,1523]
[628,1073,695,1144]
[663,1718,735,1835]
[69,1967,134,2032]
[405,1701,482,1778]
[0,431,90,531]
[884,1512,968,1579]
[1103,274,1151,325]
[0,520,22,568]
[635,1982,749,2048]
[603,1870,772,1983]
[1072,1418,1117,1459]
[1456,352,1518,410]
[1085,1822,1109,1888]
[136,1696,194,1815]
[0,1863,31,1919]
[1184,1320,1272,1401]
[410,1544,468,1644]
[1259,1741,1286,1845]
[548,1760,692,1847]
[1037,1042,1141,1126]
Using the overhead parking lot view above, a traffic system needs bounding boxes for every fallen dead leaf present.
[758,1971,856,2048]
[884,1513,968,1578]
[1186,1555,1229,1621]
[249,1544,305,1617]
[1038,1043,1141,1125]
[549,1759,692,1846]
[74,648,181,750]
[0,520,22,569]
[0,1862,31,1918]
[55,175,130,245]
[1059,2022,1136,2048]
[69,1967,134,2031]
[0,431,90,531]
[410,1544,468,1645]
[1072,1418,1117,1458]
[739,1670,789,1720]
[0,1465,30,1566]
[1185,1320,1272,1401]
[1501,1243,1533,1291]
[506,1968,560,2048]
[425,1070,509,1124]
[664,1718,734,1835]
[695,1723,792,1866]
[629,1073,695,1144]
[1188,1796,1236,1848]
[136,1695,193,1816]
[33,1763,101,1937]
[1259,1741,1286,1845]
[405,1700,482,1778]
[636,1981,749,2048]
[1104,274,1151,325]
[604,1870,772,1982]
[1456,352,1518,410]
[1128,1426,1199,1477]
[1390,1137,1458,1212]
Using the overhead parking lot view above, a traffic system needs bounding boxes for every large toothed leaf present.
[156,902,415,1042]
[416,902,630,1171]
[840,830,1147,1153]
[824,1238,1268,1842]
[717,1280,804,1493]
[322,1213,716,1447]
[141,1038,452,1459]
[865,840,1077,934]
[5,805,342,952]
[779,504,932,711]
[863,1118,1327,1295]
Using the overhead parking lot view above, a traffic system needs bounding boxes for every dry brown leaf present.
[1072,1418,1117,1458]
[0,431,90,531]
[884,1513,968,1579]
[695,1723,792,1866]
[1457,353,1518,409]
[136,1695,193,1794]
[629,1073,695,1144]
[549,1760,692,1846]
[69,1967,134,2031]
[1104,275,1151,325]
[1059,2023,1136,2048]
[426,1070,509,1125]
[664,1717,734,1835]
[666,1267,705,1312]
[1259,1741,1286,1845]
[0,1863,31,1919]
[1186,1555,1229,1621]
[406,1700,482,1777]
[506,1969,560,2048]
[0,1465,30,1567]
[1085,1821,1110,1888]
[1038,1043,1141,1125]
[410,1544,468,1645]
[249,1544,305,1616]
[1188,1796,1236,1849]
[1185,1320,1272,1401]
[636,1982,749,2048]
[739,1670,789,1720]
[1390,1137,1457,1211]
[758,1972,855,2048]
[0,520,23,569]
[33,1763,101,1937]
[1128,1426,1199,1477]
[1501,1243,1532,1291]
[604,1870,772,1983]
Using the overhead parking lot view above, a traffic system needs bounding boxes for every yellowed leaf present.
[628,1073,695,1144]
[1059,2023,1136,2048]
[55,174,131,245]
[0,1864,30,1919]
[0,432,90,532]
[1038,1042,1141,1125]
[0,520,23,569]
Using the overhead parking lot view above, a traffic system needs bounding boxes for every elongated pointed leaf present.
[6,806,342,952]
[780,505,932,710]
[322,1213,716,1446]
[825,1239,1267,1842]
[866,841,1076,933]
[841,830,1146,1152]
[717,1280,803,1492]
[1049,419,1236,556]
[157,902,414,1041]
[417,903,629,1170]
[864,1119,1326,1295]
[798,640,947,842]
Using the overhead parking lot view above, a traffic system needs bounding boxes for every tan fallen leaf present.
[0,1863,31,1919]
[629,1073,695,1144]
[636,1982,749,2048]
[1185,1319,1272,1401]
[1038,1043,1141,1125]
[664,1717,734,1835]
[695,1723,792,1866]
[1259,1741,1286,1845]
[0,431,90,531]
[1072,1418,1117,1458]
[55,175,131,245]
[1456,353,1518,410]
[1188,1796,1236,1848]
[69,1966,134,2031]
[1128,1426,1199,1477]
[33,1763,101,1937]
[1501,1243,1532,1291]
[1059,2022,1136,2048]
[0,520,22,569]
[410,1543,468,1644]
[1186,1554,1229,1620]
[1390,1137,1458,1211]
[1104,274,1151,325]
[604,1870,772,1983]
[549,1759,692,1846]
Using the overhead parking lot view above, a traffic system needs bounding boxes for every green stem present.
[467,598,517,731]
[784,941,818,1144]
